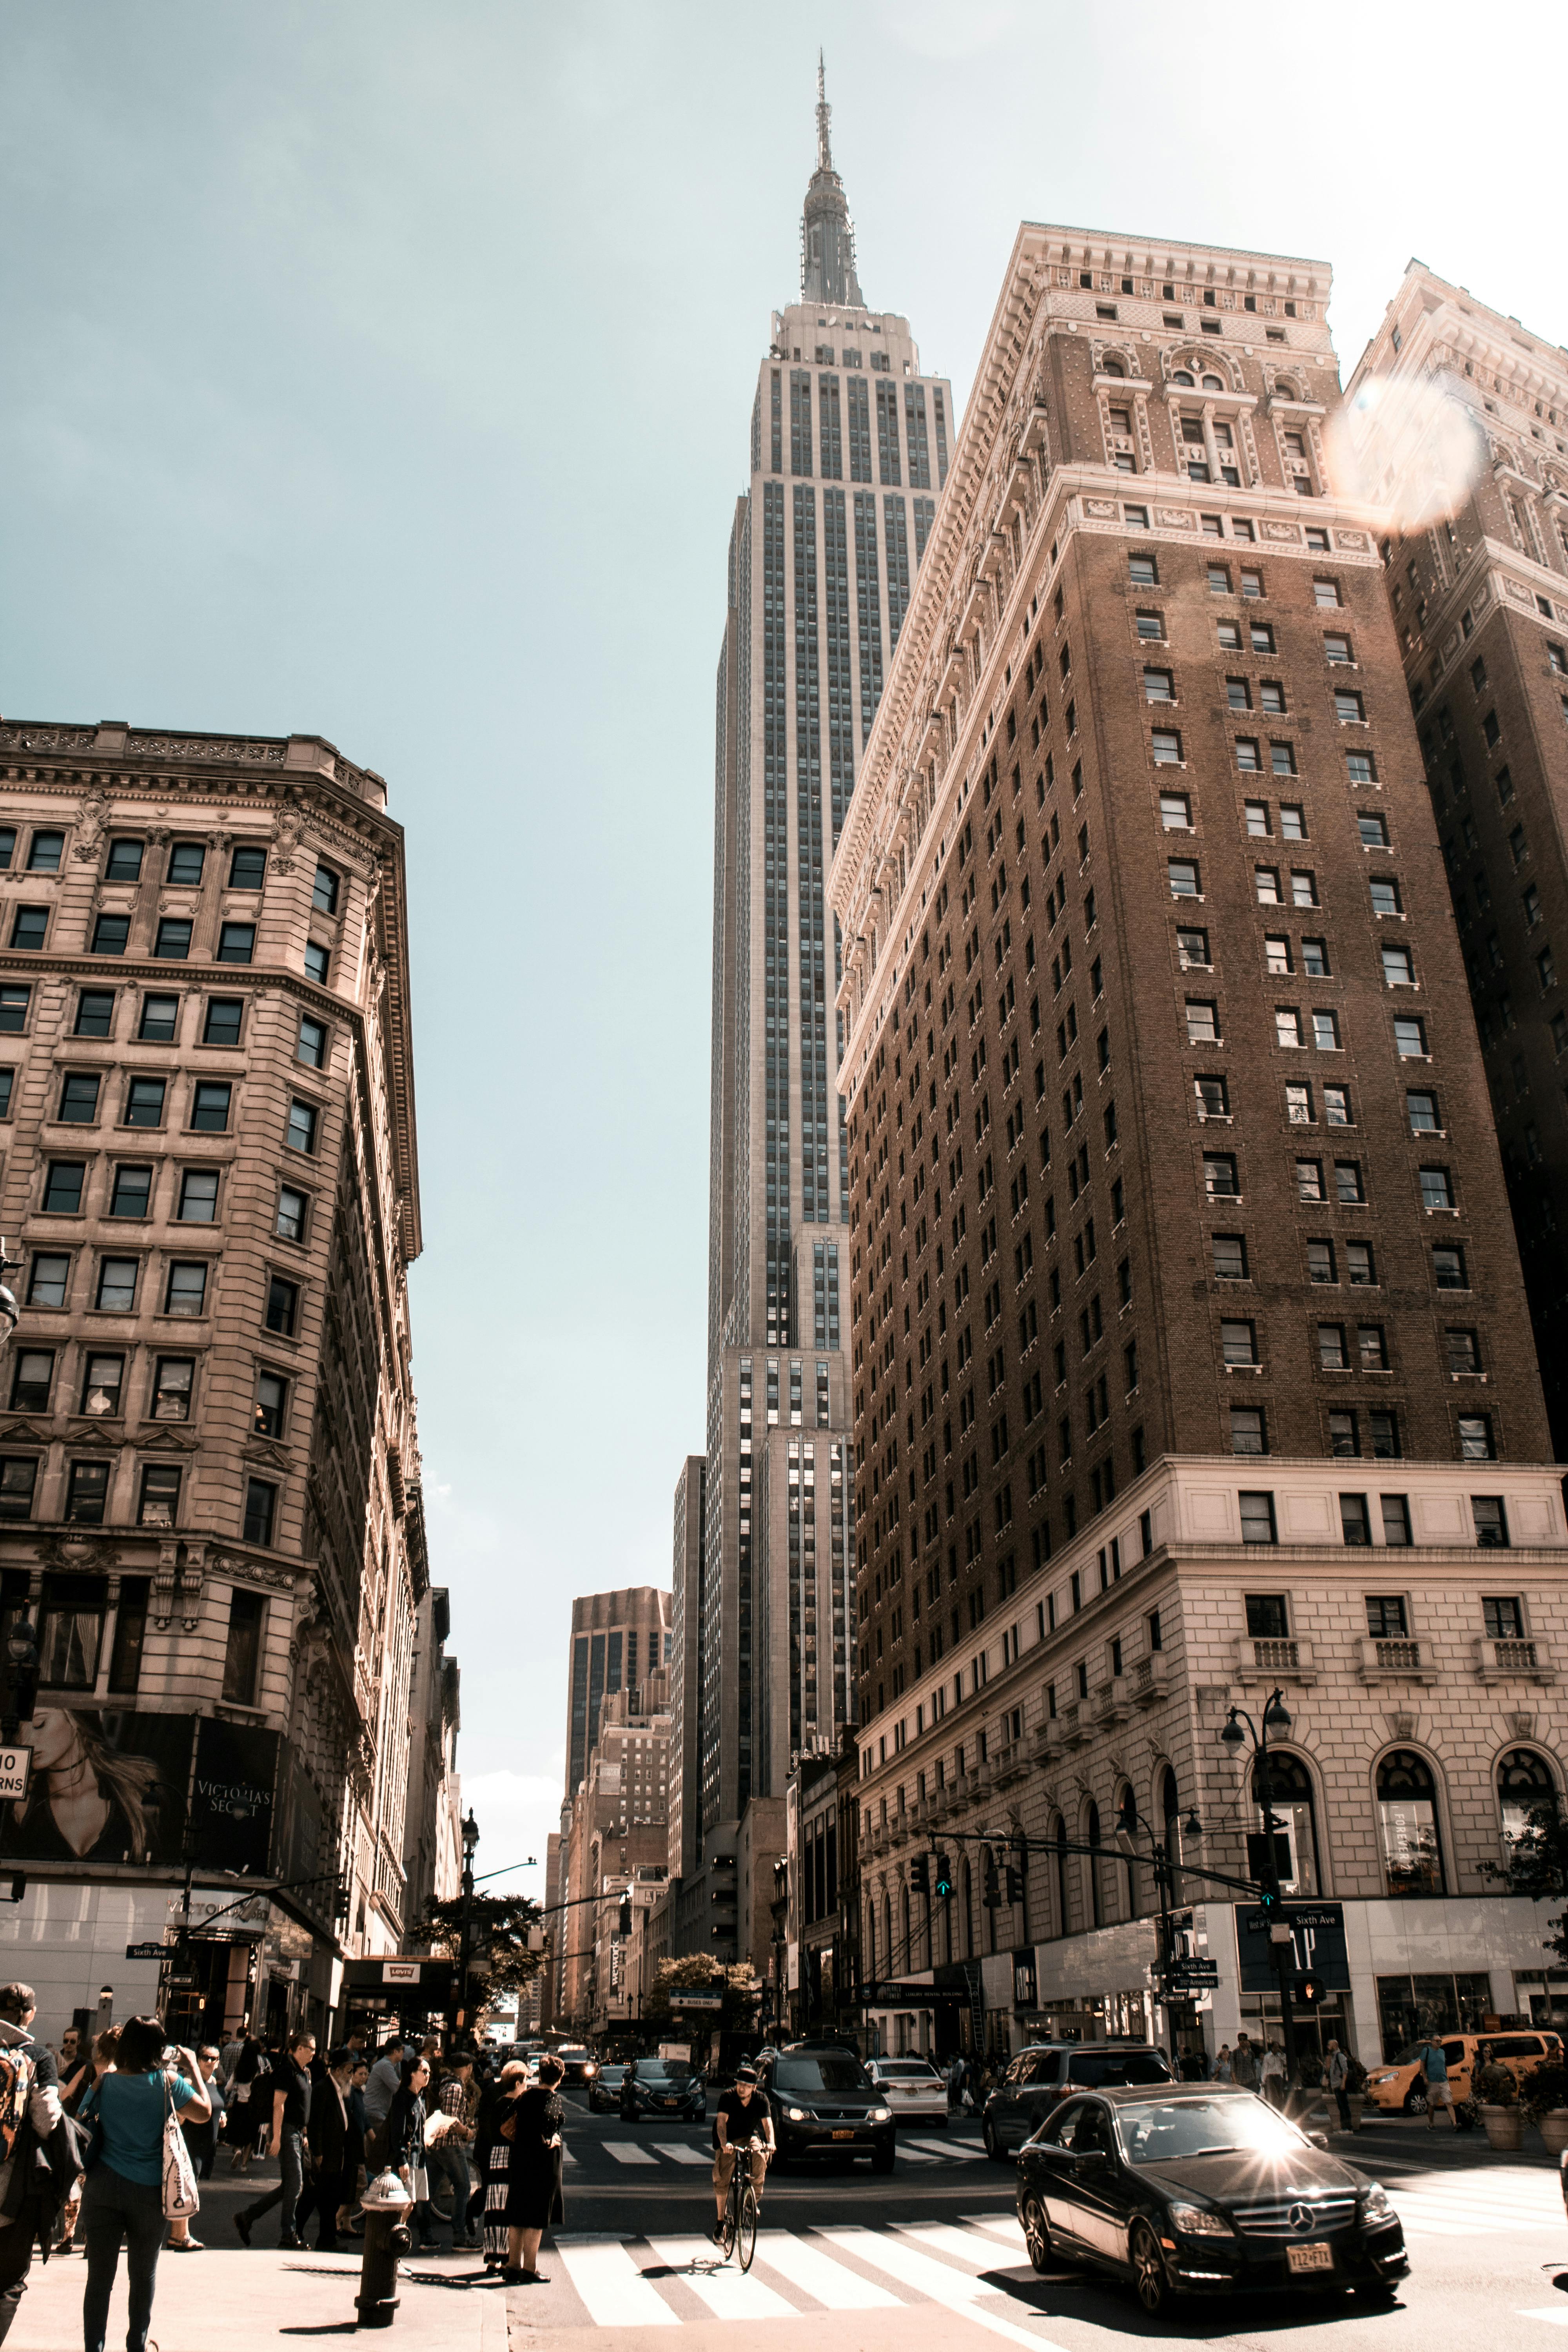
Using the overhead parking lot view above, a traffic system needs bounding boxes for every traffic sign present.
[125,1942,169,1960]
[1164,1958,1219,1986]
[0,1748,32,1804]
[670,1990,723,2011]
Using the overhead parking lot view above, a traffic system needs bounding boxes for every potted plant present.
[1474,2058,1524,2151]
[1521,2060,1568,2154]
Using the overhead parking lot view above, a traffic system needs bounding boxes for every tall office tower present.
[0,718,428,2046]
[668,1454,704,1880]
[563,1586,671,1800]
[832,229,1566,2068]
[695,73,954,1935]
[1345,269,1568,1453]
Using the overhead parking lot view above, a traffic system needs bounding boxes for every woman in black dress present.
[502,2053,565,2284]
[472,2063,525,2269]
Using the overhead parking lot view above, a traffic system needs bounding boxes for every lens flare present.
[1326,372,1487,530]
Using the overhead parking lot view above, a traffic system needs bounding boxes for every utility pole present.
[454,1809,479,2034]
[1220,1689,1299,2086]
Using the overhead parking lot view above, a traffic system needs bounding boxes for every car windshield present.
[1071,2051,1172,2089]
[637,2063,690,2082]
[556,2049,590,2061]
[1118,2097,1309,2165]
[774,2056,870,2092]
[878,2062,938,2078]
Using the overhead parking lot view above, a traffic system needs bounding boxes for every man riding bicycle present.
[711,2064,774,2246]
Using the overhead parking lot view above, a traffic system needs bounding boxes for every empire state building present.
[671,69,953,1948]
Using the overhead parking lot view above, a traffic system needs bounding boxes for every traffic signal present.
[1257,1884,1279,1916]
[909,1853,930,1897]
[934,1853,954,1899]
[983,1855,1002,1910]
[617,1893,632,1935]
[1004,1865,1026,1906]
[1295,1971,1324,2007]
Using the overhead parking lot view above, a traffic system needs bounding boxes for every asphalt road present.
[504,2090,1568,2352]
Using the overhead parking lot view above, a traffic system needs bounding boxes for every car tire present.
[1020,2192,1054,2275]
[871,2144,896,2176]
[1402,2086,1428,2116]
[983,2120,1008,2164]
[1129,2220,1171,2318]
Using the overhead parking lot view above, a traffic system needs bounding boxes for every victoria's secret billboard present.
[0,1709,280,1873]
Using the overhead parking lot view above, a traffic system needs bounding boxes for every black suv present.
[984,2042,1174,2159]
[620,2058,706,2124]
[759,2042,895,2172]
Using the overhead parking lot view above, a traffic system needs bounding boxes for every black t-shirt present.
[275,2060,313,2134]
[715,2089,768,2150]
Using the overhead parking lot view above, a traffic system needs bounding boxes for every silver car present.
[866,2055,949,2125]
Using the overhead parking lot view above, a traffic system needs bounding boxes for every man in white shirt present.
[0,1983,65,2343]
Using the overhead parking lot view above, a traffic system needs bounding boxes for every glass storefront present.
[1376,1970,1492,2058]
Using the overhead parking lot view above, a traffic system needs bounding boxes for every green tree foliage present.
[642,1954,759,2032]
[413,1891,544,2012]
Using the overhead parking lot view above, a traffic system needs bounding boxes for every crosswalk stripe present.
[897,2220,1036,2272]
[905,2136,989,2160]
[753,2229,904,2309]
[554,2236,681,2327]
[824,2225,1073,2352]
[604,2143,658,2164]
[643,2236,800,2319]
[896,2146,946,2165]
[650,2143,711,2166]
[1517,2307,1568,2328]
[962,2213,1030,2249]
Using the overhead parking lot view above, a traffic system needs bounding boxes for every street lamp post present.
[1116,1789,1203,2059]
[1219,1687,1299,2084]
[455,1809,479,2034]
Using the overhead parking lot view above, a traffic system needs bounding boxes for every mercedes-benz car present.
[620,2057,706,2123]
[759,2043,895,2172]
[1014,2083,1408,2317]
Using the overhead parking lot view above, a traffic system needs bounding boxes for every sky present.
[2,0,1563,1900]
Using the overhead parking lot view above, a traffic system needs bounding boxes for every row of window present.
[0,826,340,911]
[1217,1313,1482,1377]
[15,1246,297,1338]
[1210,1226,1475,1296]
[36,1111,318,1223]
[1240,1485,1506,1546]
[0,903,330,981]
[23,1039,323,1136]
[1122,507,1332,548]
[0,1452,278,1549]
[9,1342,289,1438]
[1150,721,1370,773]
[0,1570,272,1709]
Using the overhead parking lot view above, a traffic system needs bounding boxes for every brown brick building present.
[0,719,427,2045]
[829,228,1568,2070]
[1345,265,1568,1451]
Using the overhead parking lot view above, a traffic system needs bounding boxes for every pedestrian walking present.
[385,2054,437,2251]
[1260,2041,1287,2109]
[1413,2034,1454,2129]
[77,2011,209,2352]
[498,2053,566,2285]
[179,2047,224,2185]
[473,2062,527,2270]
[234,2029,315,2248]
[429,2050,479,2250]
[361,2034,404,2167]
[296,2049,356,2252]
[1231,2033,1258,2090]
[1326,2040,1353,2131]
[0,1981,65,2342]
[225,2033,269,2172]
[1214,2043,1232,2083]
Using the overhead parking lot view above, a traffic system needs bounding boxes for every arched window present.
[1376,1749,1446,1896]
[1114,1781,1142,1915]
[1172,369,1195,387]
[900,1884,911,1975]
[1102,356,1125,377]
[961,1860,974,1958]
[1054,1815,1070,1939]
[1202,373,1225,391]
[1251,1752,1321,1895]
[1499,1747,1557,1852]
[1086,1800,1104,1929]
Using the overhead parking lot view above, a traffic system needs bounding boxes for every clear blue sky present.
[2,2,1561,1895]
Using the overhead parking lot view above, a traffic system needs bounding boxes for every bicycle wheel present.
[720,2186,737,2259]
[737,2183,758,2272]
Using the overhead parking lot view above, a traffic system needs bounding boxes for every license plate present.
[832,2128,856,2140]
[1287,2243,1333,2274]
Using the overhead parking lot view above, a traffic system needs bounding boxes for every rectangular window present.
[1143,667,1175,703]
[1235,737,1261,771]
[1129,554,1159,586]
[27,831,64,873]
[26,1252,70,1309]
[275,1185,308,1244]
[1334,689,1367,724]
[1458,1416,1495,1463]
[65,1460,111,1526]
[1204,1154,1240,1197]
[1348,1240,1374,1286]
[10,907,49,951]
[178,1168,220,1223]
[1483,1595,1523,1638]
[254,1370,288,1439]
[242,1477,278,1547]
[1312,1010,1340,1050]
[107,1578,149,1693]
[124,1075,166,1128]
[1369,1407,1400,1459]
[1347,751,1377,786]
[1381,946,1414,988]
[1275,1007,1302,1047]
[1255,867,1281,904]
[287,1098,319,1154]
[1340,1493,1370,1546]
[1268,938,1295,978]
[139,994,179,1042]
[105,838,144,881]
[221,1586,266,1702]
[1151,730,1182,764]
[0,987,30,1034]
[109,1165,152,1219]
[95,1256,138,1312]
[42,1161,86,1214]
[190,1080,232,1133]
[138,1463,182,1529]
[1240,1494,1277,1546]
[1381,1495,1412,1546]
[10,1350,55,1412]
[1334,1160,1364,1204]
[0,1459,38,1521]
[58,1072,101,1125]
[1167,859,1200,897]
[1270,741,1296,776]
[152,1357,194,1421]
[1220,1318,1256,1365]
[1434,1245,1467,1290]
[80,1352,124,1416]
[1471,1494,1507,1546]
[265,1274,299,1336]
[75,990,116,1037]
[1307,1240,1336,1284]
[203,998,243,1047]
[89,913,130,956]
[167,841,205,885]
[1317,1322,1346,1368]
[227,844,267,889]
[1211,1232,1247,1280]
[1186,1000,1219,1043]
[1359,1323,1388,1369]
[312,862,340,916]
[297,1015,327,1069]
[1286,1082,1312,1124]
[1394,1016,1427,1058]
[216,921,254,964]
[1159,791,1191,829]
[304,941,330,986]
[1297,1159,1325,1201]
[163,1261,209,1316]
[1329,1410,1359,1457]
[153,918,192,960]
[1419,1166,1454,1210]
[37,1575,103,1683]
[1444,1327,1479,1374]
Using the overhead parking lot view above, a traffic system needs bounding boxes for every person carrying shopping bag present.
[76,2014,209,2352]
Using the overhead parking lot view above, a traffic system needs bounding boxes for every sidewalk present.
[20,2165,510,2348]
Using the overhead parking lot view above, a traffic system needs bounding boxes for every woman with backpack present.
[76,2014,209,2352]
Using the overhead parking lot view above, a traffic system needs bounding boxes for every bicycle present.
[718,2134,768,2270]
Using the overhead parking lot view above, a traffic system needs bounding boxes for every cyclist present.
[711,2064,773,2247]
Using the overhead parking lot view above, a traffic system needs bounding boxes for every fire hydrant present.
[356,2169,413,2330]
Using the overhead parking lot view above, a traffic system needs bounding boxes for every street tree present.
[412,1890,544,2021]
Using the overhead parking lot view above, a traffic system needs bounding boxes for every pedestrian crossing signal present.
[933,1853,954,1899]
[1004,1865,1026,1906]
[1295,1971,1324,2006]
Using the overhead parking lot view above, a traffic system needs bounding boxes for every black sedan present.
[1014,2083,1408,2317]
[620,2059,706,2123]
[588,2063,626,2113]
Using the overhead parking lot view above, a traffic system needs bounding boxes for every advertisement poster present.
[1,1708,193,1865]
[189,1719,280,1876]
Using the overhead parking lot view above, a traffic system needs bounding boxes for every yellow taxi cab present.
[1363,2028,1562,2114]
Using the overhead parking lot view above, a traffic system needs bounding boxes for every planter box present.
[1479,2103,1523,2152]
[1538,2111,1568,2156]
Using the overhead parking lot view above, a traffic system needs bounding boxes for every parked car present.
[1363,2028,1563,2115]
[1015,2083,1408,2317]
[759,2042,895,2172]
[621,2058,706,2123]
[553,2045,599,2085]
[588,2063,627,2112]
[865,2055,949,2125]
[984,2043,1174,2160]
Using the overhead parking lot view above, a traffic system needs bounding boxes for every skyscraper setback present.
[679,71,952,1950]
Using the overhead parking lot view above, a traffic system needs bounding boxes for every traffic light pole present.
[1220,1691,1299,2086]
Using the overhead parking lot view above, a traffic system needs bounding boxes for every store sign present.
[1236,1902,1350,1992]
[383,1961,422,1985]
[1013,1950,1037,2010]
[0,1746,33,1803]
[189,1720,280,1876]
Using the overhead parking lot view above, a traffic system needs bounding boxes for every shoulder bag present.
[162,2075,200,2221]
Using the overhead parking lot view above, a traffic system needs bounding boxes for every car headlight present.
[868,2105,892,2122]
[1167,2204,1235,2238]
[1361,2185,1392,2220]
[786,2105,808,2122]
[584,2064,598,2077]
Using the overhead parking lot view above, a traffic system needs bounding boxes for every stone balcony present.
[1357,1636,1433,1684]
[1235,1635,1317,1683]
[1474,1635,1556,1684]
[992,1742,1031,1789]
[1093,1677,1132,1728]
[1130,1655,1171,1707]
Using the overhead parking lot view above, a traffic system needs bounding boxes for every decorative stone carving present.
[72,784,110,861]
[34,1531,121,1575]
[271,800,308,873]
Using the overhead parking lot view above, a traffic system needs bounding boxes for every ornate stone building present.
[1345,267,1568,1452]
[830,227,1567,2071]
[0,719,427,2044]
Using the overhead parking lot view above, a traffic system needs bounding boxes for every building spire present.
[800,52,864,309]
